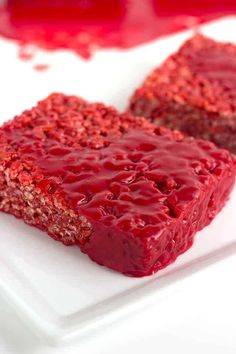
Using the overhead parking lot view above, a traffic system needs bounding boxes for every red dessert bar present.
[0,93,235,277]
[129,34,236,154]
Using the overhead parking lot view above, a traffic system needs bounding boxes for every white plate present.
[0,16,235,344]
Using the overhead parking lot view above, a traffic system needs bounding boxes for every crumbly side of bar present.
[128,34,236,153]
[129,96,236,153]
[0,149,93,245]
[0,93,153,246]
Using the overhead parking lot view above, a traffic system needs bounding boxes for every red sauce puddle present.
[0,1,235,60]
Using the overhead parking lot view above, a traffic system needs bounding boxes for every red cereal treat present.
[128,34,236,154]
[0,93,235,277]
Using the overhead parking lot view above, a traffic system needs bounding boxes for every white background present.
[1,254,236,354]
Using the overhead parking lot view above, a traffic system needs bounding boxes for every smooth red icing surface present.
[1,1,236,59]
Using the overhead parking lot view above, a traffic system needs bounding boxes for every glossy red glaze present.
[1,1,236,59]
[129,35,236,153]
[0,93,235,276]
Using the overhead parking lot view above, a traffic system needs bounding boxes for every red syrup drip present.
[0,1,236,60]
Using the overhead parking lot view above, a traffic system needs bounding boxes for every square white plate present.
[0,16,235,344]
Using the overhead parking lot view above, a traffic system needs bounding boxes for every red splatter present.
[33,63,49,71]
[18,45,35,61]
[0,1,235,60]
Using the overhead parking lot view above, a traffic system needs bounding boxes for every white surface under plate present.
[0,16,235,344]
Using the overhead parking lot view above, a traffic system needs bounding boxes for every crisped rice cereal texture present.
[129,34,236,153]
[0,93,235,276]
